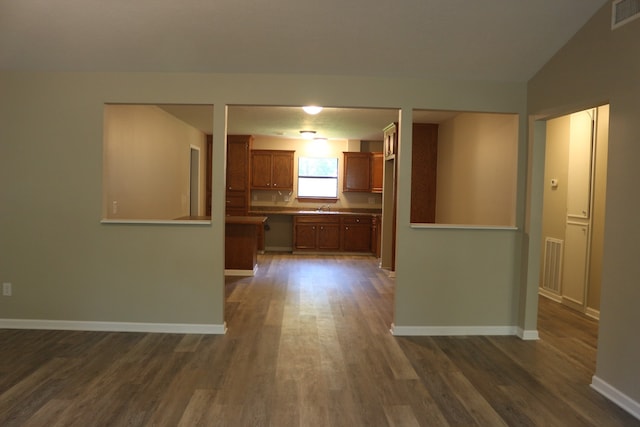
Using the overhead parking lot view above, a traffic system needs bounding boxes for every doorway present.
[539,104,609,320]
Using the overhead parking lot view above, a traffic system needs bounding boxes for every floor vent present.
[542,238,563,294]
[612,0,640,29]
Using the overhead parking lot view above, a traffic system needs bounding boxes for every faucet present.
[317,204,330,212]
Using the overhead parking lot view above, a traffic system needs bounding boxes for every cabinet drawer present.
[294,215,341,224]
[341,215,372,225]
[226,193,247,208]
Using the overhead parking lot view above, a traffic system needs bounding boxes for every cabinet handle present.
[312,226,316,230]
[345,226,349,230]
[273,183,277,187]
[356,218,360,223]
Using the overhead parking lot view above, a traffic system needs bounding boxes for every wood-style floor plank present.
[1,254,639,426]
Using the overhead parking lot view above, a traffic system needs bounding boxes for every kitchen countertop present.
[248,208,381,216]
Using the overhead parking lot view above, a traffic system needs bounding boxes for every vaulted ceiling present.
[1,1,609,140]
[0,0,608,82]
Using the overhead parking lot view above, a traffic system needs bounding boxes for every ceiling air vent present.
[612,0,640,29]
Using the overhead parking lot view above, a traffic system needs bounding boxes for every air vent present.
[612,0,640,29]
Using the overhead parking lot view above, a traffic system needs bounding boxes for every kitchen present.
[102,103,518,274]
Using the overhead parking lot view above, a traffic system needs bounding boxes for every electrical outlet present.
[2,282,11,297]
[112,200,118,214]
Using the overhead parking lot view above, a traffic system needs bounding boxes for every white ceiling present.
[2,0,608,140]
[159,104,462,141]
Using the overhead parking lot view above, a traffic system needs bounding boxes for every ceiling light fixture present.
[300,130,316,138]
[302,105,323,115]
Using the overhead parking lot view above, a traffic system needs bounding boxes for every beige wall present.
[0,72,527,335]
[528,2,640,408]
[103,104,207,220]
[435,113,518,226]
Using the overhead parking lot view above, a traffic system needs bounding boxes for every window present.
[297,157,338,198]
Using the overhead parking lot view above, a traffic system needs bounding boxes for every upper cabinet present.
[251,150,294,190]
[343,152,371,192]
[343,151,383,193]
[371,152,384,193]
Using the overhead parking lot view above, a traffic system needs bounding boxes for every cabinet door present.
[226,193,247,216]
[294,223,317,249]
[317,224,341,250]
[343,216,372,252]
[271,151,294,190]
[251,151,273,189]
[227,137,250,192]
[371,152,383,193]
[343,152,371,192]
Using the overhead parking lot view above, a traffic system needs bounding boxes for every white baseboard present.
[539,288,562,302]
[0,318,227,334]
[585,307,600,320]
[591,376,640,420]
[224,266,257,276]
[517,328,539,340]
[391,324,518,336]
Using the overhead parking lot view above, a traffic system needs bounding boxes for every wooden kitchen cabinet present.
[343,152,371,192]
[371,214,382,257]
[343,151,384,193]
[371,152,384,193]
[293,215,341,251]
[293,214,376,253]
[226,135,252,216]
[251,150,294,190]
[342,215,372,252]
[410,123,438,223]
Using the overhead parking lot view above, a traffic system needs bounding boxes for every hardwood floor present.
[1,254,638,426]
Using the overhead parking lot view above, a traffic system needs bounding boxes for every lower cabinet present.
[293,214,374,253]
[293,215,341,251]
[342,216,372,252]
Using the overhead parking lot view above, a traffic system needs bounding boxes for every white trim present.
[591,376,640,420]
[224,266,257,276]
[539,288,563,303]
[100,219,211,225]
[410,223,518,231]
[585,307,600,320]
[517,328,539,340]
[390,324,517,336]
[0,318,227,334]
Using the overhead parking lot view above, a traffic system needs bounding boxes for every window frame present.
[296,156,339,201]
